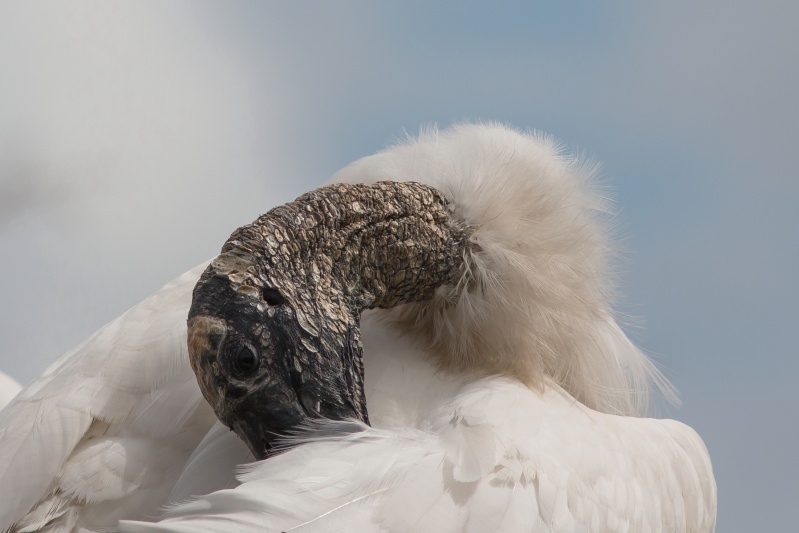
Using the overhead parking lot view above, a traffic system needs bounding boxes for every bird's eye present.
[222,337,260,380]
[262,287,285,306]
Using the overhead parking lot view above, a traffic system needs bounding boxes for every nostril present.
[262,287,285,306]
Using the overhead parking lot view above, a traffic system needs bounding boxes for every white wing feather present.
[0,264,218,531]
[165,421,253,505]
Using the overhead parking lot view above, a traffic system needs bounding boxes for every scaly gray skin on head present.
[188,181,471,459]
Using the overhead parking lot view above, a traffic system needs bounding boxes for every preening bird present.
[0,124,716,532]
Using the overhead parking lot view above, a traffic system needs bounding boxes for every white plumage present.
[0,123,716,532]
[0,267,218,531]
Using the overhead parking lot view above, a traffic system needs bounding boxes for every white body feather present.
[0,124,716,532]
[122,316,716,532]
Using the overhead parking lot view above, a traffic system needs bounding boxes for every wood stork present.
[0,123,716,532]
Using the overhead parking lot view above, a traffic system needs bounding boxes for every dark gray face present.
[188,253,368,460]
[187,182,469,460]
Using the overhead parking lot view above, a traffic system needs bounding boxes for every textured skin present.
[188,181,471,457]
[227,181,469,309]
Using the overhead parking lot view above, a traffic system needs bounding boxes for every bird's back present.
[120,314,716,533]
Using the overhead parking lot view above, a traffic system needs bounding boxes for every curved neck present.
[225,181,471,312]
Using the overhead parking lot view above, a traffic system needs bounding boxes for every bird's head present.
[188,182,470,459]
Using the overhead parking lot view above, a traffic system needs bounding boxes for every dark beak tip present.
[231,420,266,459]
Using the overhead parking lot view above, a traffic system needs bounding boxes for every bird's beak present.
[229,399,307,459]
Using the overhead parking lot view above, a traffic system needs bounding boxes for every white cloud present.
[0,1,306,383]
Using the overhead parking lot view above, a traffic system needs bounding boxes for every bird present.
[0,123,716,532]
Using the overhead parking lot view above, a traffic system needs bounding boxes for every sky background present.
[1,1,796,530]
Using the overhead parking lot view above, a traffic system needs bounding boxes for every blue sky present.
[1,2,796,530]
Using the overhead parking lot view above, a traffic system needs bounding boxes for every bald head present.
[188,181,470,458]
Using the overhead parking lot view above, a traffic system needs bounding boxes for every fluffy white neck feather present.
[331,123,675,416]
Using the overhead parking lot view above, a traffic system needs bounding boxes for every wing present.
[0,264,219,532]
[119,320,716,533]
[165,421,253,505]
